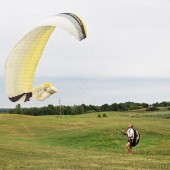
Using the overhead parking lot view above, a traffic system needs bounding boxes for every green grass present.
[0,110,170,169]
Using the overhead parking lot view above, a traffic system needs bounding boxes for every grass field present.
[0,110,170,170]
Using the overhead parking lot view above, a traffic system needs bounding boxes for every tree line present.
[6,102,148,116]
[1,101,170,116]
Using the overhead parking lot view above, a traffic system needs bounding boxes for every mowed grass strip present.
[0,111,170,169]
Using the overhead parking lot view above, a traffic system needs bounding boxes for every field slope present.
[0,110,170,170]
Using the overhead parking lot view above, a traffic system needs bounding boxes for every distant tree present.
[81,104,88,112]
[63,106,72,115]
[14,104,21,114]
[55,106,61,115]
[29,107,39,116]
[110,103,119,111]
[46,104,56,115]
[39,106,47,115]
[71,105,85,115]
[153,102,160,107]
[94,106,101,112]
[101,104,110,111]
[160,101,168,107]
[141,103,149,108]
[87,105,97,112]
[118,103,128,111]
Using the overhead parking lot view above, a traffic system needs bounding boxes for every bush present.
[103,113,107,117]
[98,114,101,118]
[146,106,159,111]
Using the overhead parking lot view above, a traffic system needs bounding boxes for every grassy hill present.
[0,110,170,170]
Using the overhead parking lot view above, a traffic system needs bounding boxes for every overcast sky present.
[1,0,170,108]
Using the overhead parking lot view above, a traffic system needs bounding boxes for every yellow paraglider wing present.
[5,13,87,103]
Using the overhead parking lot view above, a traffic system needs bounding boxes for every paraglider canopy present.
[4,13,87,104]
